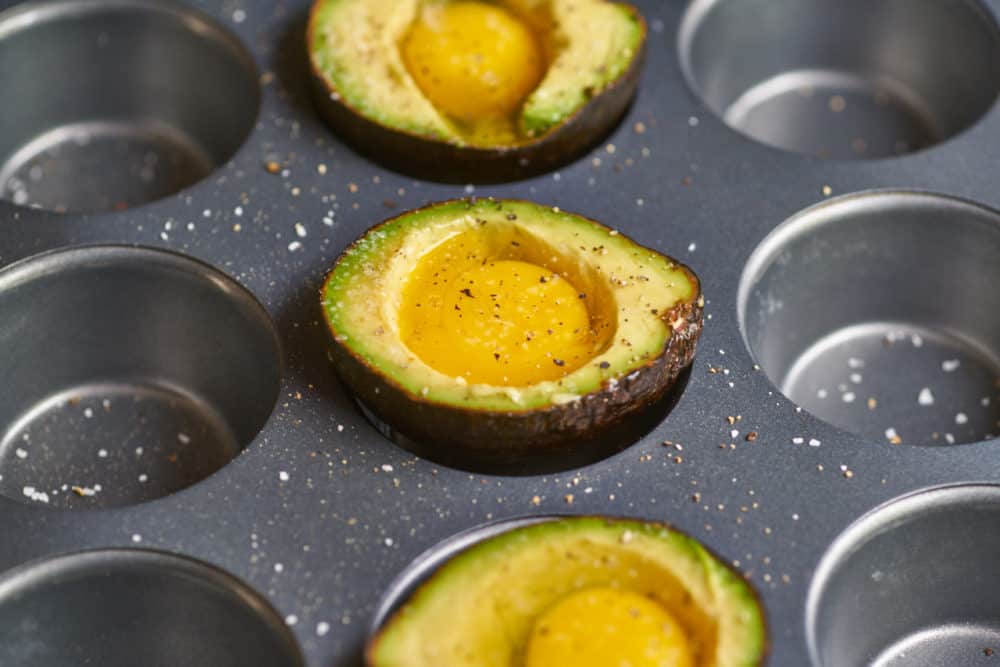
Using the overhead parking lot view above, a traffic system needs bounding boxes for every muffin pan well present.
[0,0,259,212]
[0,245,282,508]
[808,485,1000,666]
[0,549,303,665]
[679,0,1000,158]
[1,0,1000,665]
[739,192,1000,446]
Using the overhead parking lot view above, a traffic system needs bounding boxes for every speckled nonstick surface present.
[2,0,1000,665]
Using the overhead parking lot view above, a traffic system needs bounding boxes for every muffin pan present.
[1,0,1000,665]
[0,549,303,665]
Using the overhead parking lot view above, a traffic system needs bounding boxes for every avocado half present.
[307,0,646,183]
[367,516,767,666]
[321,199,702,470]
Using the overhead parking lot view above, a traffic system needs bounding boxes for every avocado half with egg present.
[307,0,646,182]
[367,516,767,666]
[321,199,702,470]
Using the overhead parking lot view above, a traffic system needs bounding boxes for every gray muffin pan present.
[1,0,1000,665]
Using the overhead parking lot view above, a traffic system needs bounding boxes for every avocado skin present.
[321,200,702,472]
[306,4,646,184]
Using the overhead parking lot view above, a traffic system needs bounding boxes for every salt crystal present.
[918,388,934,406]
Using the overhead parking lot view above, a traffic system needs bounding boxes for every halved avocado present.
[307,0,646,182]
[366,516,767,666]
[321,199,702,470]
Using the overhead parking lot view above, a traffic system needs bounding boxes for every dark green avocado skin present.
[327,295,702,474]
[306,6,646,184]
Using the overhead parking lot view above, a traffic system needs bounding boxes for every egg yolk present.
[401,1,545,123]
[398,230,596,386]
[525,588,695,667]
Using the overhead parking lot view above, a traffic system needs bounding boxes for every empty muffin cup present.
[739,191,1000,446]
[808,484,1000,666]
[0,245,282,508]
[0,548,304,666]
[0,0,259,212]
[679,0,1000,158]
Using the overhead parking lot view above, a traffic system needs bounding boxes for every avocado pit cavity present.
[402,2,545,125]
[399,225,616,386]
[401,1,549,144]
[526,587,695,667]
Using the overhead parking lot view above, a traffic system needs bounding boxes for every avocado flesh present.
[367,517,767,667]
[308,0,644,147]
[322,199,699,413]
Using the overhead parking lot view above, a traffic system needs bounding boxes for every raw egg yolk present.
[398,232,595,386]
[401,1,545,123]
[525,588,695,667]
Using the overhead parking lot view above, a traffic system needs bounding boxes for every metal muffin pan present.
[0,0,259,213]
[0,0,999,664]
[0,548,303,665]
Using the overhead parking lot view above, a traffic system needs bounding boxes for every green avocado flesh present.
[321,199,699,413]
[308,0,644,146]
[368,517,767,667]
